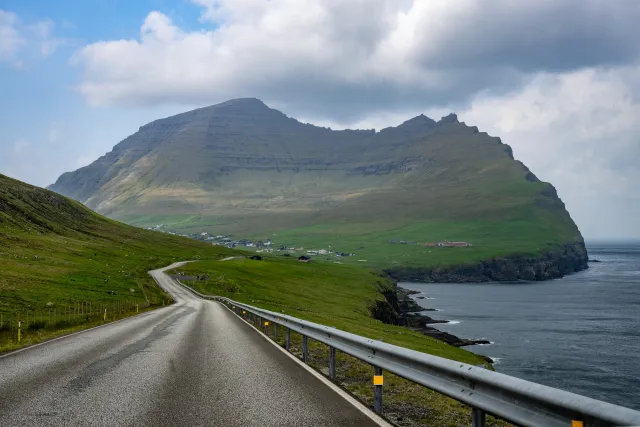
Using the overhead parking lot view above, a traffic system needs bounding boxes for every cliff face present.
[48,98,588,282]
[385,242,588,283]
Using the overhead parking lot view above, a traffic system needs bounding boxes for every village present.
[146,224,473,264]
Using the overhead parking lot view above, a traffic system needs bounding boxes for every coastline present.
[395,287,493,363]
[385,241,589,283]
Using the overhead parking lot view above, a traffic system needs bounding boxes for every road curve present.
[0,262,382,426]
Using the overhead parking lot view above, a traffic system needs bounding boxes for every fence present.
[0,300,151,346]
[179,282,640,427]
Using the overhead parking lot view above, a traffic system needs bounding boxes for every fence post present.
[472,408,486,427]
[373,366,383,414]
[286,327,291,350]
[302,335,309,362]
[329,346,336,381]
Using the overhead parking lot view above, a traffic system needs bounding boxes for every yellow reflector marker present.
[373,375,384,386]
[264,321,270,326]
[572,422,584,427]
[242,310,246,314]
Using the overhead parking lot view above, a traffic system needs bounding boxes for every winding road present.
[0,263,384,426]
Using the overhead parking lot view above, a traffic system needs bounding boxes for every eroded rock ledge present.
[383,242,588,283]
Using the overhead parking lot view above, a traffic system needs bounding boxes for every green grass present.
[173,257,487,365]
[0,174,239,351]
[118,171,583,274]
[255,217,578,269]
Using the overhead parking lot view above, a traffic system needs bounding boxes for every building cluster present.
[145,226,358,257]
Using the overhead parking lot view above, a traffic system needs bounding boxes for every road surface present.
[0,263,382,426]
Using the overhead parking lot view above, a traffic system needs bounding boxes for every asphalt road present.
[0,263,382,427]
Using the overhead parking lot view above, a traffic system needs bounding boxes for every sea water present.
[401,242,640,410]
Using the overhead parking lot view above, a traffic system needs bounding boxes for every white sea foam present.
[446,320,462,325]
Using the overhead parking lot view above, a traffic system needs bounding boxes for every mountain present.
[49,98,588,281]
[0,173,234,318]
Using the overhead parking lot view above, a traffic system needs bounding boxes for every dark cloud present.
[411,1,640,72]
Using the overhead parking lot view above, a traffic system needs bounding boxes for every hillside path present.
[0,263,382,427]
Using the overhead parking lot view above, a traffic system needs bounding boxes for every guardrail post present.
[374,366,383,414]
[274,323,278,339]
[286,328,291,350]
[472,408,486,427]
[329,346,336,381]
[302,335,309,362]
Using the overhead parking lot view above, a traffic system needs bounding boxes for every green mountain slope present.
[0,173,236,322]
[49,98,587,281]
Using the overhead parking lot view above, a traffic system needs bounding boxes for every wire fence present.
[0,299,158,346]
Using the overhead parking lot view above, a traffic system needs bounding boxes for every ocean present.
[401,242,640,410]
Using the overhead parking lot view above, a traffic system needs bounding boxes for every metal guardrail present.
[179,282,640,427]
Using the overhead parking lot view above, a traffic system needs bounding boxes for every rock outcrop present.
[385,241,588,283]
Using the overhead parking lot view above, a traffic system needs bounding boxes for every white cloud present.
[0,9,65,66]
[73,1,640,120]
[29,20,63,56]
[0,10,25,64]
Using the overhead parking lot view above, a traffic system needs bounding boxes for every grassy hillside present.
[173,256,486,363]
[0,174,237,351]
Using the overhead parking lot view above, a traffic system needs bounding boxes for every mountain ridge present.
[49,98,588,281]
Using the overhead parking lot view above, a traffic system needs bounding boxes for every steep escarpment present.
[49,98,588,281]
[385,241,588,283]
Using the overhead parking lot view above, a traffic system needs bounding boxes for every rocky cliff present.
[385,241,588,283]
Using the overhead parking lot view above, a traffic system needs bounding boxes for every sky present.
[0,0,639,240]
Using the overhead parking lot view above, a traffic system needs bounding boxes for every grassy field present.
[175,257,509,426]
[0,174,237,352]
[249,216,579,269]
[116,167,583,274]
[131,208,582,272]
